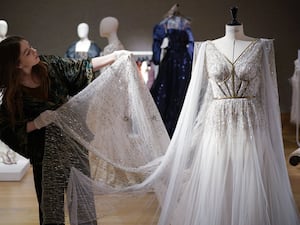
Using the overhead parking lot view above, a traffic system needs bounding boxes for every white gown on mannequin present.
[154,39,300,225]
[49,40,300,225]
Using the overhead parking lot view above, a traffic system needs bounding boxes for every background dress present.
[65,41,101,59]
[150,15,194,137]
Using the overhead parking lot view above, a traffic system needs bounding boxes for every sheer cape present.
[51,41,299,225]
[290,59,300,124]
[151,40,300,225]
[52,53,170,225]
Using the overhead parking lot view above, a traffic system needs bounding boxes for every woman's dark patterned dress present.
[0,55,96,225]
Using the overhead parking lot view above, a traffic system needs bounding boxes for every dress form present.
[75,22,91,53]
[65,22,101,59]
[212,7,256,62]
[99,17,124,55]
[0,20,8,42]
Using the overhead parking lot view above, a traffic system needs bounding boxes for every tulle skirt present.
[170,98,300,225]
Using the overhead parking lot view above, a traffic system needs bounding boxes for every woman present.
[0,36,123,225]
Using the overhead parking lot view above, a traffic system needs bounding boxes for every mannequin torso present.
[65,22,101,59]
[212,24,256,62]
[75,23,91,52]
[75,39,91,52]
[99,17,119,44]
[0,20,8,42]
[99,17,124,55]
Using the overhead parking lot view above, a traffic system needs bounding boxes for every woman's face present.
[18,39,40,71]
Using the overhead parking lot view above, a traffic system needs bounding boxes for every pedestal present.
[0,154,30,181]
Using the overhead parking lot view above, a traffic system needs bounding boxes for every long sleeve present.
[186,27,194,60]
[261,39,286,171]
[40,55,95,96]
[151,24,167,65]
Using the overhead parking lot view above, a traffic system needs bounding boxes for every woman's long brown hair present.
[0,36,49,125]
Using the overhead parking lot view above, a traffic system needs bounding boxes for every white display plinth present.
[0,154,30,181]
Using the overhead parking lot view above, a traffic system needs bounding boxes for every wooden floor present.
[0,113,300,225]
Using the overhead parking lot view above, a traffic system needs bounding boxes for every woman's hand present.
[113,50,132,59]
[26,110,56,133]
[32,110,56,130]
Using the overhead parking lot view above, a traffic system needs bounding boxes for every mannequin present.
[99,17,124,56]
[0,20,17,165]
[65,22,101,59]
[42,9,300,225]
[0,20,8,42]
[75,22,91,53]
[212,6,256,61]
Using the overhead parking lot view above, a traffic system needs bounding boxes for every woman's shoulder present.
[39,55,63,63]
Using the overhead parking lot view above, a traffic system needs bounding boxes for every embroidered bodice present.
[206,40,263,99]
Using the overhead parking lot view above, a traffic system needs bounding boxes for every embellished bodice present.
[206,40,263,100]
[100,40,125,56]
[167,29,190,50]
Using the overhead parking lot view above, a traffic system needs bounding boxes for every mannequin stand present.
[0,142,29,181]
[0,155,30,181]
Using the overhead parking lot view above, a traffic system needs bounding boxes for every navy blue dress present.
[65,41,101,59]
[151,16,194,137]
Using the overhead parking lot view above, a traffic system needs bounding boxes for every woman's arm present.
[91,52,117,71]
[91,50,131,71]
[26,121,36,132]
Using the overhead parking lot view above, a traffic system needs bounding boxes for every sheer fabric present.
[290,59,300,124]
[99,41,125,74]
[50,40,300,225]
[51,54,169,224]
[151,39,300,225]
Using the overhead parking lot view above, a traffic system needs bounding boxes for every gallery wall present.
[0,0,299,112]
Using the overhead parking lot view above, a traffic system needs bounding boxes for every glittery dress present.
[154,39,300,225]
[150,16,194,137]
[39,41,300,225]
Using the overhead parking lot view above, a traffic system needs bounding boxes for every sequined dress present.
[150,16,194,137]
[154,39,300,225]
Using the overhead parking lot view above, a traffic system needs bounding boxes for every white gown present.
[50,39,300,225]
[154,39,300,225]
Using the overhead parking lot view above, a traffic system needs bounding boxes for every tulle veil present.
[49,40,299,225]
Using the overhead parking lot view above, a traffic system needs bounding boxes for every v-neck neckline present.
[209,39,259,65]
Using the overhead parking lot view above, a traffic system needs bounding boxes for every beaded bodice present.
[206,40,263,100]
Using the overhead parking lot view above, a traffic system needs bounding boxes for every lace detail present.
[100,41,125,56]
[47,40,300,225]
[206,40,262,99]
